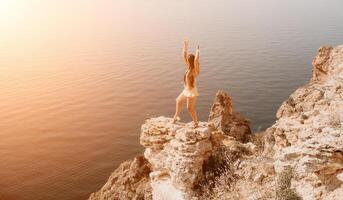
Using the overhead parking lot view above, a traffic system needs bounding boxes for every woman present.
[172,40,200,128]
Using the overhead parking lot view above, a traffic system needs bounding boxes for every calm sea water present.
[0,0,342,199]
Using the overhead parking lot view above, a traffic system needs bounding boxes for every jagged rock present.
[270,45,343,200]
[141,117,212,199]
[260,127,276,156]
[88,155,152,200]
[196,45,343,200]
[312,46,333,82]
[140,117,182,150]
[208,90,252,142]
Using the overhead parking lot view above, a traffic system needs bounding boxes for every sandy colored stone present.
[88,155,152,200]
[142,118,212,199]
[208,90,252,142]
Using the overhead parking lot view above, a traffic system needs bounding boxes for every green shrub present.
[276,166,302,200]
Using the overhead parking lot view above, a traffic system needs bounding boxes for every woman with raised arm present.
[172,40,200,128]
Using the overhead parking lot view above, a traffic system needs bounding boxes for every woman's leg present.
[187,96,198,127]
[173,92,186,122]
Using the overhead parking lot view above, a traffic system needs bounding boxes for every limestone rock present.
[312,45,333,82]
[140,117,182,150]
[208,90,252,142]
[270,45,343,200]
[196,45,343,200]
[88,155,152,200]
[141,117,212,199]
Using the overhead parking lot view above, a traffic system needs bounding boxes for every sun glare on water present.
[0,0,30,33]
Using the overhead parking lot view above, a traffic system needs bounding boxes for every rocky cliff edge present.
[89,45,343,200]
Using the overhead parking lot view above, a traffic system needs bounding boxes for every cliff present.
[89,45,343,200]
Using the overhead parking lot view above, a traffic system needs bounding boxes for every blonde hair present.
[183,54,195,88]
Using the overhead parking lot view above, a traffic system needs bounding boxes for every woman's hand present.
[195,45,200,60]
[183,40,189,49]
[183,40,189,64]
[195,44,200,75]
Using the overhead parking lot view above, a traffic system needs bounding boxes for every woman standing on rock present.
[172,40,200,128]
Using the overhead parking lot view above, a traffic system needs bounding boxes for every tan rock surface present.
[88,155,152,200]
[270,45,343,200]
[141,117,212,199]
[208,90,252,142]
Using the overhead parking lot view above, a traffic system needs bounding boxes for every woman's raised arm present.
[183,40,189,65]
[194,45,200,76]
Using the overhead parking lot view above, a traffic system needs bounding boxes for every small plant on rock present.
[276,166,302,200]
